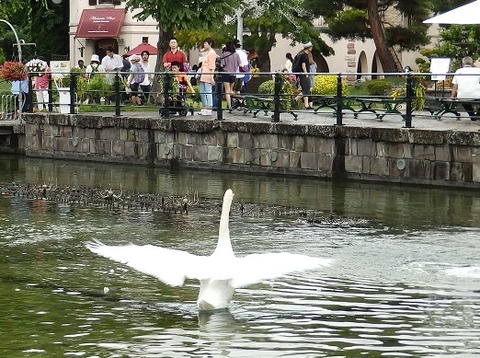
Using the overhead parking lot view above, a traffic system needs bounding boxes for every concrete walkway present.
[3,107,479,134]
[119,107,480,133]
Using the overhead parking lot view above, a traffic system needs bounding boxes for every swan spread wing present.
[231,252,332,288]
[86,241,212,286]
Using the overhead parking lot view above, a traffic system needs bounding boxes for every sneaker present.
[198,109,206,116]
[204,109,212,115]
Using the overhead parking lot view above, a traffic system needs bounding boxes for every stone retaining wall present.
[21,113,480,188]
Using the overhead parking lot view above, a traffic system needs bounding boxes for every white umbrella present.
[424,0,480,24]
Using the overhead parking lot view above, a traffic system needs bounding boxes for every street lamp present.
[0,19,22,62]
[51,0,63,4]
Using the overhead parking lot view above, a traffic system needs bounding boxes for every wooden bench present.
[230,94,298,120]
[354,97,406,121]
[425,97,480,120]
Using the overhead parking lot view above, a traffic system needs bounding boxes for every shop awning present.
[126,43,158,55]
[75,9,125,38]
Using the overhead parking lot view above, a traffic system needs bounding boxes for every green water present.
[0,155,479,357]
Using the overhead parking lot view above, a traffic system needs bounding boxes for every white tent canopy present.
[424,0,480,24]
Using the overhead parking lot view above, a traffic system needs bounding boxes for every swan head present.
[211,189,235,259]
[223,189,234,207]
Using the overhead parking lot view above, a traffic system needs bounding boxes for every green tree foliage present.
[238,0,334,71]
[124,0,238,101]
[125,0,238,71]
[420,25,480,71]
[0,0,68,62]
[304,0,432,73]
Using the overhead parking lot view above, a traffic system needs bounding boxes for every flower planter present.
[57,87,71,114]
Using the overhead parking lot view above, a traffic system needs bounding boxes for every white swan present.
[86,189,332,311]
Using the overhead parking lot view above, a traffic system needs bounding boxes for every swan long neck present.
[213,190,234,257]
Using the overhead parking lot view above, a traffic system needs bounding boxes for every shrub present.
[258,77,294,110]
[312,75,349,96]
[365,80,392,95]
[87,73,113,100]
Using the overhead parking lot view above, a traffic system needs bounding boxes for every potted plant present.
[0,61,27,81]
[25,58,47,77]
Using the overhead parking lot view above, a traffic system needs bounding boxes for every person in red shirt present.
[162,37,187,71]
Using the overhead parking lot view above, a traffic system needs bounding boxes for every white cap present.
[303,41,313,49]
[90,54,100,63]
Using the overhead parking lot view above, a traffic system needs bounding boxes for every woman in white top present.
[284,53,293,73]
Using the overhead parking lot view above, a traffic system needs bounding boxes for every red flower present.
[0,61,27,81]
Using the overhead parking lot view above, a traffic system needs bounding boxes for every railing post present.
[48,74,53,112]
[114,71,121,116]
[272,73,281,122]
[336,73,343,126]
[216,76,223,120]
[163,73,171,119]
[27,75,33,113]
[404,73,413,128]
[69,72,76,114]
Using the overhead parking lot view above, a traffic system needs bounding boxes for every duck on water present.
[87,189,332,311]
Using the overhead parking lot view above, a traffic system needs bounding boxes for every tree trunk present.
[366,0,397,73]
[256,33,276,72]
[257,47,271,72]
[152,26,173,104]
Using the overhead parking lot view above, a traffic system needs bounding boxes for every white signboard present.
[430,58,451,81]
[50,60,71,75]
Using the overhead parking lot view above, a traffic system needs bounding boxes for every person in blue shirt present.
[11,78,31,113]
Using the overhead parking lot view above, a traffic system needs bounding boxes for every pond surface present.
[0,155,479,357]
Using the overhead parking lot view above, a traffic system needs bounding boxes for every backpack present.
[134,63,145,84]
[215,56,223,72]
[292,52,303,73]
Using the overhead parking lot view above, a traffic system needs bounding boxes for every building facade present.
[69,0,424,77]
[70,0,158,66]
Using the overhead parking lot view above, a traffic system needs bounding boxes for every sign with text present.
[430,58,451,81]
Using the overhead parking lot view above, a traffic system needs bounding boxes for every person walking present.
[451,56,480,120]
[198,37,217,116]
[220,40,241,109]
[293,41,314,110]
[233,40,249,95]
[126,54,145,105]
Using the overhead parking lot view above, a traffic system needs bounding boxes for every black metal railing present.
[13,69,474,128]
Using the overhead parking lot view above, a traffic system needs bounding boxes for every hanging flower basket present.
[26,58,48,76]
[0,61,27,81]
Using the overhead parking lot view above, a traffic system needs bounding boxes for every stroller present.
[159,79,194,117]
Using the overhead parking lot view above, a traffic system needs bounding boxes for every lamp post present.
[0,19,22,62]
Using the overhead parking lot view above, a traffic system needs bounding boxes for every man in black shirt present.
[293,41,314,110]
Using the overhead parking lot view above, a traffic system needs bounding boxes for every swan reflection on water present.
[198,309,238,333]
[87,189,332,311]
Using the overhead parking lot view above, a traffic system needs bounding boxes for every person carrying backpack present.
[293,41,314,110]
[126,54,145,105]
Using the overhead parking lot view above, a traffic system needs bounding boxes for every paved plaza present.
[121,108,480,133]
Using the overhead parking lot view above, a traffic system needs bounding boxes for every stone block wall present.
[20,113,480,188]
